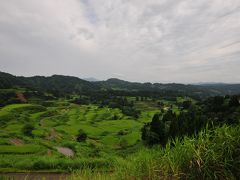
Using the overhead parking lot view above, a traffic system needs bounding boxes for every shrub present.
[22,124,35,136]
[119,138,128,149]
[77,129,87,142]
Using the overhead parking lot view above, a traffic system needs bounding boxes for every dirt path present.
[47,128,62,140]
[56,147,74,157]
[0,172,69,180]
[9,138,24,146]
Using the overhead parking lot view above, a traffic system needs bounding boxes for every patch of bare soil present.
[16,92,27,103]
[56,147,74,157]
[47,149,53,156]
[9,138,24,146]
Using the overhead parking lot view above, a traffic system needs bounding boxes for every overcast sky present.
[0,0,240,83]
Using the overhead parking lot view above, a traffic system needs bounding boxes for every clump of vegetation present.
[117,129,129,136]
[22,124,35,136]
[76,129,87,142]
[119,138,128,149]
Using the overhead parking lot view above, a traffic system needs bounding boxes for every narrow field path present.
[47,128,62,140]
[0,172,69,180]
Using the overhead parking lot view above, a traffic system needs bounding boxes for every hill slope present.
[95,78,240,97]
[0,71,240,97]
[0,72,100,94]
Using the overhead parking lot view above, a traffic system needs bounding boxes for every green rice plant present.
[0,145,44,154]
[0,139,10,145]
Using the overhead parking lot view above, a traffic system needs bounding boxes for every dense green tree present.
[229,95,239,107]
[157,101,164,107]
[206,96,225,112]
[152,118,166,145]
[141,113,167,146]
[162,110,176,122]
[182,100,192,109]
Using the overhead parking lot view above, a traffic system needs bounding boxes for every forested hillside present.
[1,71,240,98]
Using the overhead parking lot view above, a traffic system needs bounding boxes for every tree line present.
[141,95,240,146]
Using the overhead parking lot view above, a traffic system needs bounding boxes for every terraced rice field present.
[0,98,172,171]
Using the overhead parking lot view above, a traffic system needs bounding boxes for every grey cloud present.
[0,0,239,83]
[219,41,240,49]
[76,28,94,40]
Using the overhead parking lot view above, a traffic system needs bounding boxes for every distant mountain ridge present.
[0,71,240,97]
[95,78,240,96]
[83,77,100,82]
[0,71,99,94]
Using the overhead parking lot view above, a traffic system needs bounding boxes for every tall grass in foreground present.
[72,124,240,179]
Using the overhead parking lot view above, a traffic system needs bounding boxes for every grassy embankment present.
[71,124,240,179]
